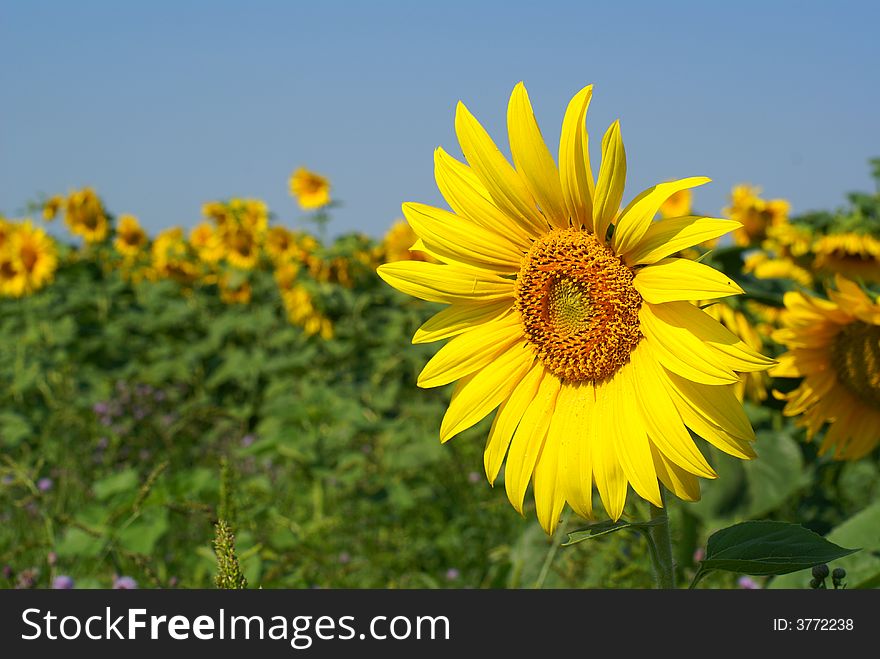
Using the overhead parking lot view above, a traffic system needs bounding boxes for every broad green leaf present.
[55,528,105,558]
[93,468,139,501]
[700,520,859,577]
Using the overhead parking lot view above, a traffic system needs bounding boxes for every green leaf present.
[55,528,105,558]
[700,520,859,577]
[0,411,32,447]
[93,468,139,501]
[116,507,169,555]
[563,518,663,546]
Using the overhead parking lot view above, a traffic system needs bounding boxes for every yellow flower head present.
[381,219,434,263]
[64,187,109,243]
[151,227,199,283]
[281,283,333,338]
[743,252,814,287]
[202,201,231,227]
[289,167,331,210]
[222,226,261,270]
[42,195,63,221]
[377,82,774,532]
[659,188,692,219]
[725,185,790,247]
[0,221,59,297]
[772,276,880,460]
[219,274,252,305]
[274,260,301,291]
[765,221,813,258]
[189,222,226,263]
[113,214,148,257]
[265,226,301,263]
[812,232,880,282]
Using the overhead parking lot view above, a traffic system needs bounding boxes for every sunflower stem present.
[648,490,676,589]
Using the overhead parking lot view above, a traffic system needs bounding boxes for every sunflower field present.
[2,138,880,590]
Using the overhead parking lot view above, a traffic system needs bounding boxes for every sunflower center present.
[515,228,642,384]
[831,322,880,409]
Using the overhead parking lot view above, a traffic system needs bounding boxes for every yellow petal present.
[507,82,568,230]
[413,299,513,344]
[661,368,757,458]
[434,148,534,247]
[592,120,626,244]
[403,202,523,273]
[634,258,744,304]
[418,313,523,388]
[439,341,535,442]
[640,304,739,385]
[532,420,566,535]
[377,261,514,304]
[591,381,628,521]
[455,102,547,236]
[558,85,595,232]
[484,360,545,483]
[629,343,716,478]
[553,383,594,520]
[611,366,662,507]
[651,301,775,372]
[651,444,701,502]
[504,371,561,513]
[624,216,741,266]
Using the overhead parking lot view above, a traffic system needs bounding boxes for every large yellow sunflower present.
[812,232,880,282]
[377,83,773,533]
[772,276,880,460]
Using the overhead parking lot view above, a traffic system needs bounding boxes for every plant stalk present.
[648,489,676,589]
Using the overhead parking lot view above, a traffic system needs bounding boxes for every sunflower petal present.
[634,258,744,304]
[504,371,561,514]
[418,313,524,388]
[554,383,594,520]
[413,299,513,344]
[651,444,701,502]
[558,84,595,231]
[591,380,628,520]
[403,202,523,273]
[439,341,535,443]
[377,261,514,304]
[592,120,626,244]
[613,178,711,256]
[434,147,534,247]
[484,360,545,483]
[612,366,662,507]
[532,422,566,535]
[455,102,547,236]
[625,216,741,265]
[640,304,739,385]
[508,82,568,230]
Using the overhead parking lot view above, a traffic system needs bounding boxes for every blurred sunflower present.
[725,184,790,247]
[381,219,434,263]
[219,274,252,305]
[772,276,880,460]
[42,195,63,221]
[702,301,769,403]
[265,226,301,263]
[743,252,813,287]
[0,221,59,296]
[812,232,880,282]
[150,228,199,283]
[64,187,109,243]
[282,283,333,339]
[289,168,331,210]
[378,82,773,532]
[113,214,148,257]
[658,188,692,219]
[222,226,261,270]
[189,222,226,263]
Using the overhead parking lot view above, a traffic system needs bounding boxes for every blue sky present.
[2,0,878,239]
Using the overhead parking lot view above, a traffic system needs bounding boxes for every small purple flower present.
[52,575,74,589]
[738,576,760,590]
[37,478,53,492]
[93,401,109,415]
[693,547,706,563]
[47,552,57,566]
[2,565,12,579]
[338,552,351,565]
[445,568,460,582]
[167,576,178,587]
[467,471,481,484]
[113,576,138,590]
[160,414,176,428]
[241,434,256,448]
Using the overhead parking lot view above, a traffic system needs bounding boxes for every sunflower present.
[113,214,148,257]
[265,226,301,263]
[0,221,59,296]
[658,188,692,219]
[289,168,331,210]
[377,83,773,532]
[743,252,813,287]
[150,227,199,283]
[772,276,880,460]
[42,195,63,221]
[725,185,790,247]
[64,187,109,243]
[222,226,261,270]
[812,232,880,282]
[189,222,226,263]
[381,219,434,263]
